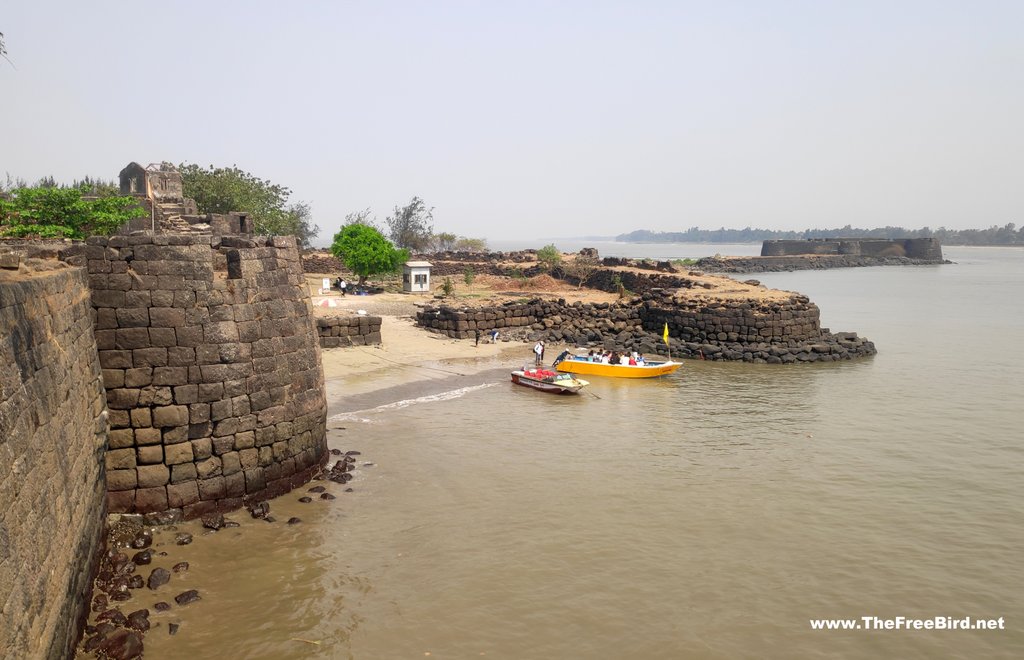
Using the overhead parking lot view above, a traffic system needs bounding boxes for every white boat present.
[510,368,589,394]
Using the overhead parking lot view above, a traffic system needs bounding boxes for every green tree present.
[330,223,409,285]
[536,244,562,272]
[0,185,145,238]
[386,196,433,250]
[178,162,318,246]
[463,267,475,287]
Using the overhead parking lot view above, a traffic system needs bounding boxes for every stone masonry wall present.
[316,315,382,349]
[416,292,875,363]
[0,259,108,659]
[63,234,328,518]
[761,238,943,260]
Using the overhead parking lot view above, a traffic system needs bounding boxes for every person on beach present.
[339,278,347,296]
[490,329,499,342]
[474,328,480,347]
[534,340,544,366]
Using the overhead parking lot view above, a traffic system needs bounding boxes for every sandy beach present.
[312,290,535,400]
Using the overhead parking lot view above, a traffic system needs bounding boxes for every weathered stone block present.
[224,471,246,497]
[135,486,169,513]
[153,405,189,427]
[164,442,194,465]
[148,327,177,347]
[153,366,188,386]
[170,462,198,484]
[212,436,234,456]
[189,403,211,423]
[107,469,138,491]
[161,426,188,444]
[108,428,135,449]
[234,431,255,450]
[107,489,135,513]
[149,307,186,328]
[173,384,198,405]
[115,327,150,349]
[191,437,213,460]
[239,448,258,469]
[198,476,226,501]
[211,399,232,421]
[133,348,168,368]
[130,407,152,428]
[135,427,162,446]
[137,445,164,465]
[124,367,154,388]
[221,452,241,476]
[106,448,137,470]
[167,481,200,508]
[137,464,170,488]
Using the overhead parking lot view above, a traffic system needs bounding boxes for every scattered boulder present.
[131,549,153,566]
[287,517,301,525]
[168,622,180,636]
[320,493,336,501]
[153,602,171,612]
[126,609,151,632]
[247,501,270,519]
[129,531,152,550]
[175,533,193,546]
[97,627,144,659]
[298,496,312,503]
[201,513,225,530]
[172,562,189,573]
[174,590,201,606]
[147,568,171,590]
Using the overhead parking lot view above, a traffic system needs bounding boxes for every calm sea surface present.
[143,245,1023,659]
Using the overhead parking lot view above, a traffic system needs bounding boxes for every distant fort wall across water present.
[760,237,943,260]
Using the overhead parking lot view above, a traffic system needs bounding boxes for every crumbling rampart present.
[0,259,108,659]
[416,290,875,363]
[316,315,382,348]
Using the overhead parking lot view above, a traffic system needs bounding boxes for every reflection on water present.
[143,247,1024,659]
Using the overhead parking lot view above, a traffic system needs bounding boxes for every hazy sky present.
[3,1,1022,244]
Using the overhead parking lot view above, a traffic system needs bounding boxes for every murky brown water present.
[138,247,1023,659]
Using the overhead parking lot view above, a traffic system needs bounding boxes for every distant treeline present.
[617,225,1023,246]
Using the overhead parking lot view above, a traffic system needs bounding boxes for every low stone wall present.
[316,315,382,348]
[696,254,948,273]
[415,291,875,363]
[0,259,108,659]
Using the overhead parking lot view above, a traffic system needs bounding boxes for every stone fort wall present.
[0,259,108,659]
[60,234,329,517]
[761,238,943,260]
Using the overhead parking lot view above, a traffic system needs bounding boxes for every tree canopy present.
[536,244,562,271]
[386,196,433,250]
[0,185,145,239]
[330,223,409,284]
[178,163,319,247]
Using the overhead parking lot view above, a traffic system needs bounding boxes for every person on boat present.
[636,353,645,365]
[628,355,637,365]
[600,352,611,364]
[619,353,630,365]
[534,340,544,366]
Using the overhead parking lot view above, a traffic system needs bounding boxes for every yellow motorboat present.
[552,350,682,379]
